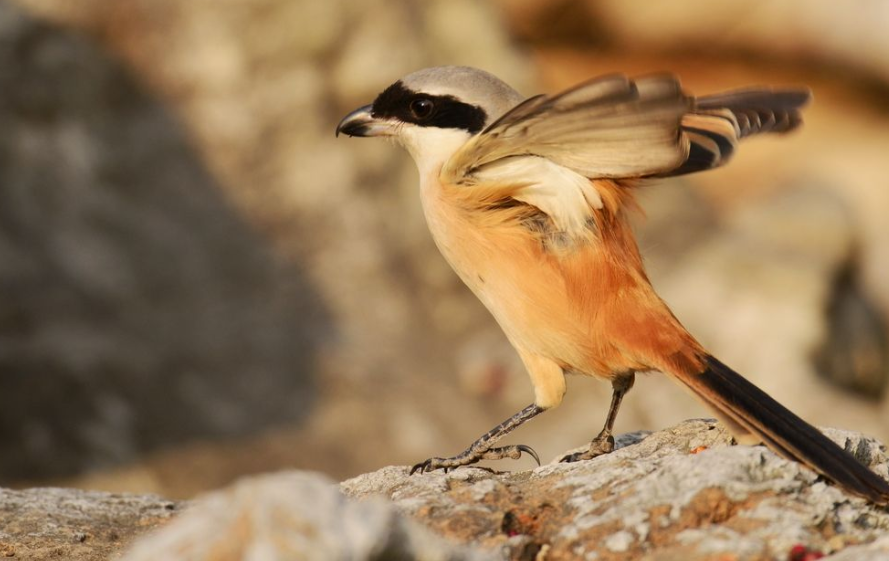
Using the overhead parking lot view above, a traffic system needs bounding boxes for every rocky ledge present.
[3,420,889,560]
[0,486,180,559]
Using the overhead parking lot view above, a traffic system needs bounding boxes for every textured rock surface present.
[5,421,889,560]
[0,486,181,560]
[343,420,889,560]
[120,472,492,561]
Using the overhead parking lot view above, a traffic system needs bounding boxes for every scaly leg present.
[561,373,636,462]
[410,403,544,474]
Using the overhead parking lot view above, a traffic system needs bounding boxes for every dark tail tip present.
[701,356,889,505]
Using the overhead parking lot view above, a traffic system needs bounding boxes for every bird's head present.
[336,66,523,175]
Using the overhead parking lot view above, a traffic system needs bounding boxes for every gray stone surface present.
[120,472,493,561]
[344,419,889,560]
[4,420,889,560]
[0,486,181,560]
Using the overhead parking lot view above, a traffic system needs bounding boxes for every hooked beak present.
[335,104,397,138]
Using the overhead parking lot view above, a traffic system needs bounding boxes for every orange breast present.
[421,177,704,379]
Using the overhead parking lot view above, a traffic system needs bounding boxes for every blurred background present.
[1,0,888,499]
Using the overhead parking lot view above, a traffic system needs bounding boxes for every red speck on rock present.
[788,544,824,561]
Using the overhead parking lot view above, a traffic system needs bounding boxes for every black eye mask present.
[371,81,487,134]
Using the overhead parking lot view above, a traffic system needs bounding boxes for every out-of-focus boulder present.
[121,472,493,561]
[0,1,324,481]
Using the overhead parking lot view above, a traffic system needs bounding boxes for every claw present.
[517,444,541,466]
[559,433,616,463]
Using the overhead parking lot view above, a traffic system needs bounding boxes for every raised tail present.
[661,87,812,177]
[671,355,889,505]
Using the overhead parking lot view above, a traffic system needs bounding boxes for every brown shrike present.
[336,66,889,504]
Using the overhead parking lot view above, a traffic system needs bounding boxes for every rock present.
[826,535,889,561]
[815,265,889,399]
[0,486,181,560]
[5,420,889,560]
[495,0,889,88]
[592,0,889,87]
[0,0,324,482]
[120,472,493,561]
[343,419,889,560]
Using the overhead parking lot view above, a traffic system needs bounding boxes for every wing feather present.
[437,74,809,242]
[442,74,692,185]
[662,87,810,177]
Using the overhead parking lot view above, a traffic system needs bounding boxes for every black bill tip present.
[336,104,376,138]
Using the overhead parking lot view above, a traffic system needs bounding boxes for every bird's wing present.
[439,75,809,238]
[441,74,692,186]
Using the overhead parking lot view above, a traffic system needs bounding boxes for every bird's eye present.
[409,98,435,120]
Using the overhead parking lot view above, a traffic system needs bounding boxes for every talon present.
[517,444,541,466]
[410,457,453,475]
[560,452,580,463]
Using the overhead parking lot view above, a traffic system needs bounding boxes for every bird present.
[336,65,889,504]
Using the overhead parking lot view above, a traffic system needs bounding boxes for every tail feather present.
[673,355,889,505]
[696,89,810,138]
[661,87,811,177]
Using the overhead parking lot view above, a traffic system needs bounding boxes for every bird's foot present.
[560,432,615,463]
[410,444,540,475]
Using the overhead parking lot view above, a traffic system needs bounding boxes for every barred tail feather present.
[661,87,811,177]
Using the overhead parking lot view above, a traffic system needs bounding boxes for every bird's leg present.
[410,403,544,474]
[562,372,636,462]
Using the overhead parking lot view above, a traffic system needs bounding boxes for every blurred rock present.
[816,266,889,400]
[653,187,889,438]
[496,0,889,88]
[492,0,603,46]
[121,472,492,561]
[0,1,325,481]
[0,486,181,560]
[593,0,889,87]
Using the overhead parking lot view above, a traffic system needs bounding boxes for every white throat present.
[398,126,473,180]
